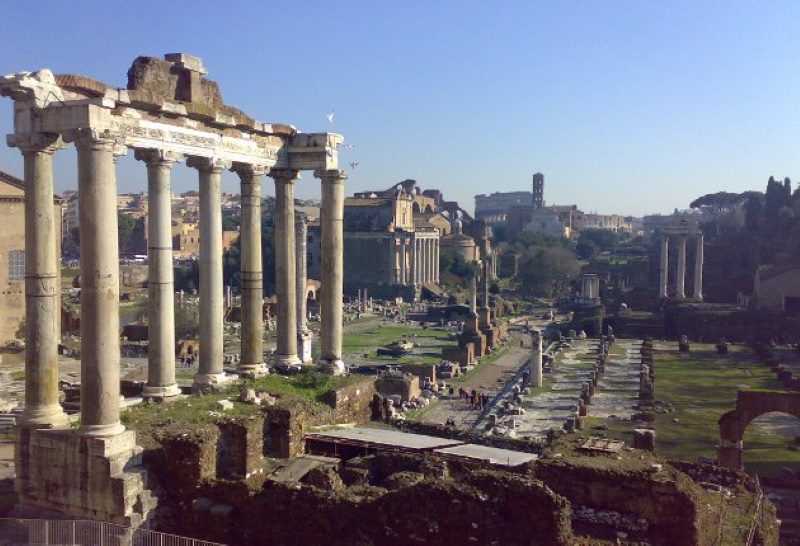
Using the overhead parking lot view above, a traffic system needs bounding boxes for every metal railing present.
[0,518,224,546]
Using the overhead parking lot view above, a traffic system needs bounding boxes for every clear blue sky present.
[2,1,799,216]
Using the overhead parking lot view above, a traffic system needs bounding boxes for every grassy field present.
[341,325,453,365]
[589,342,800,477]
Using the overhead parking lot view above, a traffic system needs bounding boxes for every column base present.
[141,383,181,400]
[317,358,346,376]
[18,404,69,429]
[274,354,303,374]
[78,422,126,437]
[192,372,231,393]
[237,363,269,378]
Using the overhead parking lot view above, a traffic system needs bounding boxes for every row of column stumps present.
[13,127,348,435]
[659,231,704,300]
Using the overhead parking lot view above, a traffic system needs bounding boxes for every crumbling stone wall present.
[216,418,265,479]
[158,452,574,546]
[533,458,715,545]
[324,377,378,422]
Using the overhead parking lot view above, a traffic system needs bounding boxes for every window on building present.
[8,250,25,282]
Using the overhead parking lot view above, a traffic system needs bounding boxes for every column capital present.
[64,128,124,152]
[7,133,66,155]
[231,162,269,181]
[186,156,231,173]
[270,168,300,184]
[313,168,347,183]
[134,148,184,167]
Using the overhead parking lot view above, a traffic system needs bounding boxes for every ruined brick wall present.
[216,418,265,479]
[533,459,715,546]
[325,377,378,423]
[157,453,575,546]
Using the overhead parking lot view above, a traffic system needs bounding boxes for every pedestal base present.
[318,358,346,376]
[298,332,313,364]
[14,428,154,527]
[141,383,181,400]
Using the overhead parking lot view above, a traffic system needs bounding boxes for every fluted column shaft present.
[13,135,68,428]
[693,233,704,301]
[272,170,301,367]
[315,169,347,374]
[137,149,182,398]
[233,163,267,373]
[189,157,230,385]
[659,234,669,299]
[389,238,397,284]
[74,131,125,436]
[676,234,687,299]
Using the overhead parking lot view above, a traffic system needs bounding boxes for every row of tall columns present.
[15,129,350,434]
[391,236,439,286]
[659,232,704,300]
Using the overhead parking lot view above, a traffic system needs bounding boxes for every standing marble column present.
[426,238,432,283]
[693,232,704,301]
[137,149,182,398]
[676,234,687,299]
[315,169,348,374]
[11,134,68,428]
[272,169,301,368]
[73,130,126,436]
[410,238,418,285]
[530,329,543,387]
[188,157,231,388]
[479,260,491,327]
[296,214,313,364]
[659,234,669,299]
[233,163,268,375]
[469,275,477,314]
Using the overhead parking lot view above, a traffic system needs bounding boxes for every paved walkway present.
[421,328,533,429]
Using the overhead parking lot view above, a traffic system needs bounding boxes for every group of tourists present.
[448,386,490,410]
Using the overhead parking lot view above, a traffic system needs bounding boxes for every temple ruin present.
[0,53,346,524]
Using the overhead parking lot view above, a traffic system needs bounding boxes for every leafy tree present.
[516,246,579,296]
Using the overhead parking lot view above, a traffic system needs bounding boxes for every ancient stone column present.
[188,157,231,387]
[11,134,68,428]
[315,169,348,374]
[479,260,491,327]
[233,163,267,375]
[400,238,407,285]
[676,234,687,299]
[426,238,433,283]
[531,329,543,387]
[389,237,397,284]
[73,130,126,436]
[296,214,313,364]
[693,232,704,301]
[659,233,669,299]
[434,236,440,283]
[410,238,418,285]
[137,149,182,399]
[272,169,301,368]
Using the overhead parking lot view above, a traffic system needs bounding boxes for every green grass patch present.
[248,369,365,403]
[590,342,800,477]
